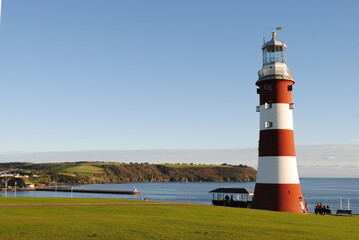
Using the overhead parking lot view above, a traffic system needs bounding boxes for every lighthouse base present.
[252,183,307,213]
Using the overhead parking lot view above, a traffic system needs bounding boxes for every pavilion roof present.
[209,188,254,194]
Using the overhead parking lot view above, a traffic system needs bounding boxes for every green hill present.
[0,162,256,186]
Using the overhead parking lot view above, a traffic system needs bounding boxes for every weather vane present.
[271,27,283,37]
[264,27,283,43]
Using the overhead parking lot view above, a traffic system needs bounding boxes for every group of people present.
[224,195,234,206]
[314,202,331,215]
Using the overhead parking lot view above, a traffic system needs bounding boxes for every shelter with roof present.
[209,188,254,208]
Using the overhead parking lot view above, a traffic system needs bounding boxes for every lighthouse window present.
[264,84,272,91]
[264,103,272,109]
[263,46,286,64]
[288,85,293,91]
[267,46,274,52]
[265,121,273,128]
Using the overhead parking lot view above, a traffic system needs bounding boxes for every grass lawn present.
[0,197,357,240]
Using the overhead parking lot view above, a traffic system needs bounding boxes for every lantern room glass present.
[263,46,286,65]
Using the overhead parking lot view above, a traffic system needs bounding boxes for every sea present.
[2,178,358,214]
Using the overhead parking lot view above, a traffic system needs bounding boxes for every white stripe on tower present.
[259,103,293,131]
[256,156,299,183]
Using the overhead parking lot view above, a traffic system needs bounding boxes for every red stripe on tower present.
[252,32,307,213]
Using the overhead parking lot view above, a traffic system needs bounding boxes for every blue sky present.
[0,0,358,154]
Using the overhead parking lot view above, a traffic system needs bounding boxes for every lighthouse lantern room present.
[252,32,307,213]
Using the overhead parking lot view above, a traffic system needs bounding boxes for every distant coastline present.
[0,162,256,187]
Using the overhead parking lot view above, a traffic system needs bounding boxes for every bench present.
[336,210,352,215]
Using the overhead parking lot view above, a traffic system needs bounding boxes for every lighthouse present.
[252,32,307,213]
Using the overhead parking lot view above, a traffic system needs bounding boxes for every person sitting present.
[325,205,331,215]
[314,202,331,215]
[230,195,234,207]
[224,195,230,206]
[314,203,320,214]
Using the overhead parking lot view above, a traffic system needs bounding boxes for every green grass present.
[52,164,77,171]
[56,171,77,177]
[52,164,105,177]
[0,197,357,240]
[163,164,231,168]
[63,165,105,176]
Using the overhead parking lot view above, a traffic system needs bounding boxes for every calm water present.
[3,178,358,214]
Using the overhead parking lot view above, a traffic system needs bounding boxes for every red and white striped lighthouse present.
[252,32,307,213]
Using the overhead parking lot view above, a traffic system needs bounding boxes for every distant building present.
[0,171,14,177]
[25,183,35,188]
